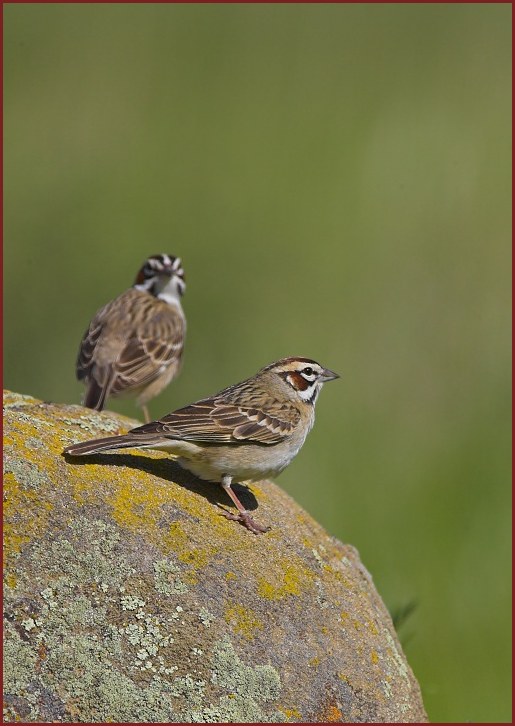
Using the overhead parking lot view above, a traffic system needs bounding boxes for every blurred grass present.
[3,4,511,722]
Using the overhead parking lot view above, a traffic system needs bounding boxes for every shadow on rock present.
[62,450,259,513]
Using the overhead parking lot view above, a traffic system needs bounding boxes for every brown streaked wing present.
[77,322,101,381]
[130,397,299,445]
[76,296,121,382]
[109,304,185,394]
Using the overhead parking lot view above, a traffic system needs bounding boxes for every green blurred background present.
[4,4,511,722]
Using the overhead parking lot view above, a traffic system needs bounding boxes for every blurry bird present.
[76,253,186,422]
[65,357,339,533]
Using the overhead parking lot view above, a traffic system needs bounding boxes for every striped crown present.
[134,254,186,296]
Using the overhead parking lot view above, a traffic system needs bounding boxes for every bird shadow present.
[62,451,259,513]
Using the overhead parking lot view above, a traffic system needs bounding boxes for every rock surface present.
[3,390,428,723]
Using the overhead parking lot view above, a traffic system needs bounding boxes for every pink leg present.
[220,475,270,534]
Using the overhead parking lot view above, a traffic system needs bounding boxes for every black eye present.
[302,367,314,376]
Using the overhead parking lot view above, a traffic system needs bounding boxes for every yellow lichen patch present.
[367,618,379,635]
[162,520,189,551]
[5,572,17,589]
[71,464,174,545]
[304,511,327,536]
[321,704,344,722]
[301,537,317,558]
[67,444,252,568]
[225,571,236,580]
[178,547,211,570]
[309,656,320,667]
[329,567,354,589]
[338,672,351,683]
[278,706,302,721]
[371,650,379,665]
[225,604,263,640]
[8,419,40,443]
[66,442,245,556]
[108,477,166,531]
[247,482,269,502]
[3,473,53,569]
[295,511,318,528]
[248,482,264,495]
[178,544,210,568]
[113,476,196,532]
[257,557,311,600]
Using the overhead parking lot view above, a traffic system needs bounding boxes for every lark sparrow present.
[65,357,339,533]
[76,253,186,423]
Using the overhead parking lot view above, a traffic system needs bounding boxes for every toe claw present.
[219,508,270,534]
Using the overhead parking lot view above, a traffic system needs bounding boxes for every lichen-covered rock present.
[3,390,427,723]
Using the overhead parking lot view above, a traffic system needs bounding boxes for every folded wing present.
[130,398,299,445]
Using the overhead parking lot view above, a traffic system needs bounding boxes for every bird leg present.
[220,475,270,534]
[141,404,151,423]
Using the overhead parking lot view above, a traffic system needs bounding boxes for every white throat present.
[135,276,184,307]
[157,286,183,307]
[297,383,320,403]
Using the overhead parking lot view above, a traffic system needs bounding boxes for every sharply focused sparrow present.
[76,253,186,422]
[64,357,339,533]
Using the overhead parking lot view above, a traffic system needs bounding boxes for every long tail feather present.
[83,380,108,411]
[64,434,144,456]
[83,368,116,411]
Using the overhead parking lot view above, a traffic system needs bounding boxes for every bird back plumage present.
[77,288,185,410]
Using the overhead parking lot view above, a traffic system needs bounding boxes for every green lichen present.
[3,625,38,718]
[382,679,393,698]
[4,452,50,490]
[170,674,206,702]
[121,594,146,610]
[199,607,216,627]
[4,409,54,430]
[3,468,54,580]
[28,518,135,589]
[171,638,283,723]
[211,637,281,703]
[24,436,47,450]
[61,414,123,434]
[44,635,178,722]
[384,630,410,683]
[188,693,283,723]
[121,611,174,670]
[3,391,39,407]
[2,514,183,721]
[153,558,188,595]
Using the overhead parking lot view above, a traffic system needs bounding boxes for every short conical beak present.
[320,367,340,382]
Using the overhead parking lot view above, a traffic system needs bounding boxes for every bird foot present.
[219,508,271,534]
